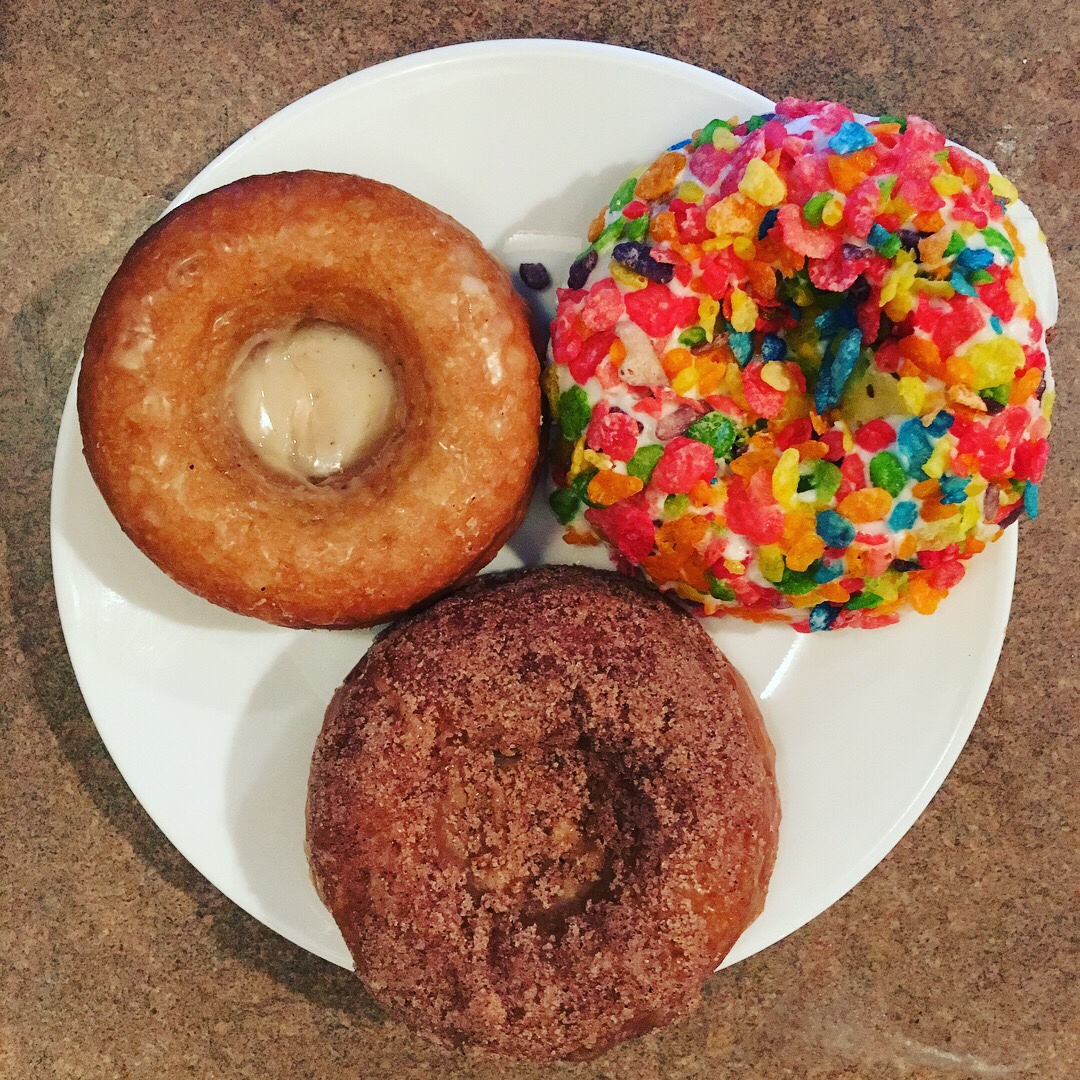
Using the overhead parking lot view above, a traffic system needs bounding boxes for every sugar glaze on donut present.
[79,172,540,627]
[306,566,780,1060]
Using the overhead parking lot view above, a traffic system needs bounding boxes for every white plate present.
[51,40,1016,971]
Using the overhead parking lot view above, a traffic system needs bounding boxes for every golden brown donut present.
[78,171,540,628]
[306,565,780,1060]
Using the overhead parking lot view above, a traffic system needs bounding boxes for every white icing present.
[230,322,400,481]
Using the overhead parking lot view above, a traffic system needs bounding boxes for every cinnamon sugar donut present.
[78,171,540,628]
[306,565,780,1060]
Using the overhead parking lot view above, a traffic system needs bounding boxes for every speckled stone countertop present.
[2,2,1077,1077]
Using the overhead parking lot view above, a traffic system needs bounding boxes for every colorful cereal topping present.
[547,99,1055,630]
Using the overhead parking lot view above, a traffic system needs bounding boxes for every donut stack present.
[546,99,1054,630]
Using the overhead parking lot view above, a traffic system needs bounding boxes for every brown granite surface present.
[1,1,1077,1077]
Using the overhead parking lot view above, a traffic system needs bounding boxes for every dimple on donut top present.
[545,98,1055,631]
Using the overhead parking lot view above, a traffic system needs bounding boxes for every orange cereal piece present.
[662,347,694,377]
[899,335,947,380]
[898,534,918,561]
[587,471,644,507]
[689,479,721,507]
[587,209,607,243]
[785,533,826,572]
[838,487,893,523]
[649,211,679,244]
[563,527,600,546]
[1009,366,1042,405]
[635,152,686,200]
[912,478,940,500]
[908,576,945,615]
[729,449,778,479]
[920,498,960,521]
[795,439,830,460]
[816,581,851,604]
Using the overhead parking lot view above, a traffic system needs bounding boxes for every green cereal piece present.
[627,443,664,483]
[803,191,832,226]
[810,459,842,502]
[778,567,818,596]
[944,231,967,258]
[706,571,736,601]
[626,214,650,241]
[679,325,708,348]
[981,226,1015,261]
[869,451,907,497]
[608,176,638,213]
[846,591,883,609]
[744,115,768,132]
[663,493,690,519]
[558,386,591,441]
[694,118,730,147]
[548,488,581,525]
[686,412,737,458]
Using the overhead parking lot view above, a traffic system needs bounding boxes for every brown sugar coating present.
[306,565,781,1060]
[78,171,540,628]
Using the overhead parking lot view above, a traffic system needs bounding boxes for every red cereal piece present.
[741,361,787,418]
[928,560,966,591]
[650,436,717,493]
[777,203,840,259]
[809,247,869,292]
[818,430,846,461]
[1013,438,1049,482]
[843,178,881,239]
[910,294,986,358]
[724,474,783,545]
[586,403,640,461]
[777,417,814,449]
[624,283,701,337]
[568,329,616,384]
[854,418,896,452]
[671,199,712,243]
[873,337,902,374]
[580,278,625,332]
[584,501,656,563]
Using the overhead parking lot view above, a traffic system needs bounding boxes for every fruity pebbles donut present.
[546,100,1056,630]
[306,566,780,1060]
[79,172,540,628]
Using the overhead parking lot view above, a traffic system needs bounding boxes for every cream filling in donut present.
[230,321,401,481]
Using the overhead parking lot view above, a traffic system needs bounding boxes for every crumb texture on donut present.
[78,171,540,627]
[307,566,780,1060]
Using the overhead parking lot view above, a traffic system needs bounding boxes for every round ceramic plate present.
[51,40,1017,970]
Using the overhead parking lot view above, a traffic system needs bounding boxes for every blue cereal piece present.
[888,500,919,530]
[761,333,787,361]
[816,509,857,549]
[949,271,978,296]
[813,558,846,583]
[728,331,753,367]
[896,417,935,478]
[1023,480,1040,519]
[938,474,969,504]
[808,602,841,631]
[954,246,995,272]
[815,328,862,412]
[924,410,955,437]
[829,120,876,156]
[758,207,780,239]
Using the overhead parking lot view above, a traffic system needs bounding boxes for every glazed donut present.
[546,100,1055,630]
[79,171,540,628]
[306,565,780,1060]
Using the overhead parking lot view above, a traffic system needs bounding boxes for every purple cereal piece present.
[518,262,552,290]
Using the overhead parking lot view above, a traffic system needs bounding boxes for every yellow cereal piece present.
[677,180,705,204]
[960,337,1024,391]
[898,376,928,415]
[761,361,792,392]
[723,558,746,576]
[540,365,561,415]
[702,237,734,252]
[732,235,757,260]
[911,278,956,299]
[989,172,1019,203]
[582,448,613,471]
[931,172,964,196]
[821,196,844,227]
[729,288,759,332]
[758,545,785,582]
[568,436,588,481]
[713,126,739,151]
[958,220,976,237]
[671,367,698,395]
[922,437,953,479]
[610,262,648,290]
[771,448,801,508]
[697,296,720,340]
[738,158,787,207]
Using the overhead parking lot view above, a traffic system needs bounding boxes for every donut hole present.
[228,319,405,484]
[434,744,657,936]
